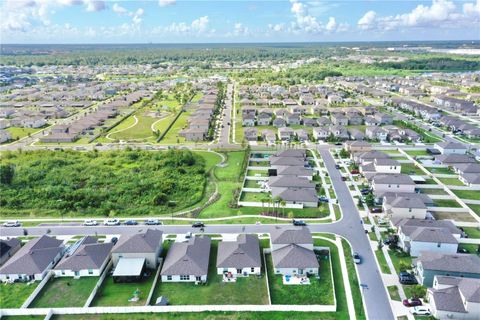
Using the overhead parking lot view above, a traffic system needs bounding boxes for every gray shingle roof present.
[395,218,461,236]
[0,235,63,275]
[276,166,313,177]
[435,276,480,303]
[271,187,318,203]
[389,196,427,209]
[161,236,211,276]
[408,227,458,244]
[272,244,319,268]
[373,174,415,185]
[435,154,476,164]
[270,226,313,245]
[416,252,480,274]
[435,142,467,150]
[269,156,305,166]
[55,238,114,272]
[112,229,162,254]
[216,234,261,269]
[430,286,467,313]
[268,176,315,188]
[0,238,21,260]
[274,149,306,158]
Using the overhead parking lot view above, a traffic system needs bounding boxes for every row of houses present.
[179,89,219,141]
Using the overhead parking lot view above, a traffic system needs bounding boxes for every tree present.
[364,193,375,207]
[0,164,15,185]
[280,199,286,217]
[410,285,427,299]
[339,148,349,159]
[399,261,410,272]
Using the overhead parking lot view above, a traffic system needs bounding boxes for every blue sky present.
[1,0,479,43]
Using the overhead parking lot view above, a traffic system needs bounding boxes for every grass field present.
[437,178,465,186]
[388,249,413,274]
[109,115,158,141]
[92,274,156,307]
[30,277,98,308]
[160,111,190,144]
[0,282,38,308]
[463,227,480,239]
[265,252,334,305]
[400,163,424,175]
[405,150,430,157]
[152,241,268,305]
[5,127,42,141]
[432,199,462,208]
[387,285,401,301]
[468,204,480,218]
[452,190,480,200]
[418,188,448,195]
[374,249,391,274]
[427,167,455,175]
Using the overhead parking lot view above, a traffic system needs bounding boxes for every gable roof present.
[216,234,261,269]
[408,227,458,244]
[112,229,162,254]
[272,244,319,268]
[270,226,313,245]
[268,176,315,189]
[0,238,21,260]
[276,166,313,176]
[430,276,480,313]
[395,218,461,236]
[55,238,114,271]
[271,187,318,203]
[161,236,211,276]
[0,235,63,275]
[416,252,480,274]
[373,174,415,185]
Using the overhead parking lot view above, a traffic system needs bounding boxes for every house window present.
[167,275,172,281]
[180,275,190,281]
[409,208,412,212]
[437,243,441,248]
[237,269,242,274]
[88,269,93,275]
[61,270,65,275]
[388,184,391,188]
[251,267,255,273]
[196,276,201,281]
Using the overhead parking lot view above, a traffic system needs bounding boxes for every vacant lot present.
[265,251,334,305]
[30,277,98,308]
[152,242,269,305]
[0,149,206,217]
[0,282,38,308]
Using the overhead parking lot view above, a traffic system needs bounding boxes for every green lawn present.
[387,285,401,301]
[341,240,366,320]
[160,111,190,144]
[52,311,354,320]
[0,282,38,308]
[418,188,448,195]
[432,199,462,208]
[468,204,480,218]
[265,252,334,305]
[463,227,480,239]
[152,242,269,305]
[458,243,480,254]
[109,115,158,141]
[375,249,391,274]
[406,150,429,157]
[423,178,438,185]
[427,167,454,175]
[437,178,465,186]
[5,127,41,141]
[388,249,413,274]
[452,190,480,200]
[196,151,223,172]
[30,277,98,308]
[240,192,268,202]
[215,151,246,181]
[401,163,424,175]
[249,160,270,167]
[244,180,262,188]
[152,114,176,136]
[246,169,269,177]
[92,274,156,306]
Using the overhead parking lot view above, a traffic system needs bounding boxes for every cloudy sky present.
[1,0,479,43]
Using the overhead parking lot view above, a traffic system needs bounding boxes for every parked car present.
[104,219,120,226]
[353,252,361,264]
[370,207,383,213]
[192,222,205,228]
[360,189,370,195]
[83,219,98,226]
[403,298,422,307]
[3,220,21,227]
[292,219,306,226]
[145,219,162,225]
[319,196,329,203]
[350,169,359,174]
[335,164,341,169]
[399,272,418,285]
[409,306,430,316]
[341,176,347,181]
[124,220,138,225]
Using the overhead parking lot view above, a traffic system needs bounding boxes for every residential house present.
[365,116,380,126]
[395,219,461,257]
[459,173,480,187]
[295,129,309,142]
[276,166,314,180]
[54,236,114,277]
[278,127,294,141]
[216,234,261,278]
[0,235,64,282]
[0,238,21,266]
[244,128,258,141]
[257,113,271,126]
[373,174,416,194]
[286,113,301,125]
[242,113,256,127]
[366,126,388,141]
[348,128,365,141]
[161,236,211,283]
[344,141,372,153]
[273,117,286,128]
[428,276,480,320]
[435,154,476,166]
[383,195,428,220]
[331,114,348,126]
[414,252,480,286]
[313,127,329,141]
[329,125,349,140]
[111,229,163,269]
[270,226,314,251]
[434,142,468,155]
[0,130,11,143]
[374,113,394,125]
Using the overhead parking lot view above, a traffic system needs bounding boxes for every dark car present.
[341,176,347,181]
[292,219,306,226]
[353,252,361,264]
[319,196,329,203]
[124,220,138,225]
[335,164,341,169]
[403,298,422,307]
[399,272,418,285]
[350,169,360,174]
[192,222,205,228]
[370,207,383,213]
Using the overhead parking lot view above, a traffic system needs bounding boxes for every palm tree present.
[280,199,286,217]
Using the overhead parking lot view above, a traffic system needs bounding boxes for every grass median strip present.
[375,249,391,274]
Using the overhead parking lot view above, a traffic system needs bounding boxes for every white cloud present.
[233,22,249,36]
[325,17,336,31]
[268,23,285,32]
[159,16,211,35]
[356,0,477,31]
[84,0,106,12]
[112,3,127,15]
[288,0,347,34]
[191,16,209,33]
[159,0,176,7]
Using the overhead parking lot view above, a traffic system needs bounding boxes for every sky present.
[0,0,479,44]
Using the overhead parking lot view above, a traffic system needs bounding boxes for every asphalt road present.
[318,149,395,320]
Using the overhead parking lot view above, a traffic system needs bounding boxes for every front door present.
[298,269,304,275]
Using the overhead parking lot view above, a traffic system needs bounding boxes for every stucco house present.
[216,234,261,278]
[161,236,211,283]
[434,142,468,155]
[372,174,416,194]
[111,229,163,269]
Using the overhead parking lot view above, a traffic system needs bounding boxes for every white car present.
[3,220,21,227]
[104,218,120,226]
[409,306,431,316]
[83,219,98,226]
